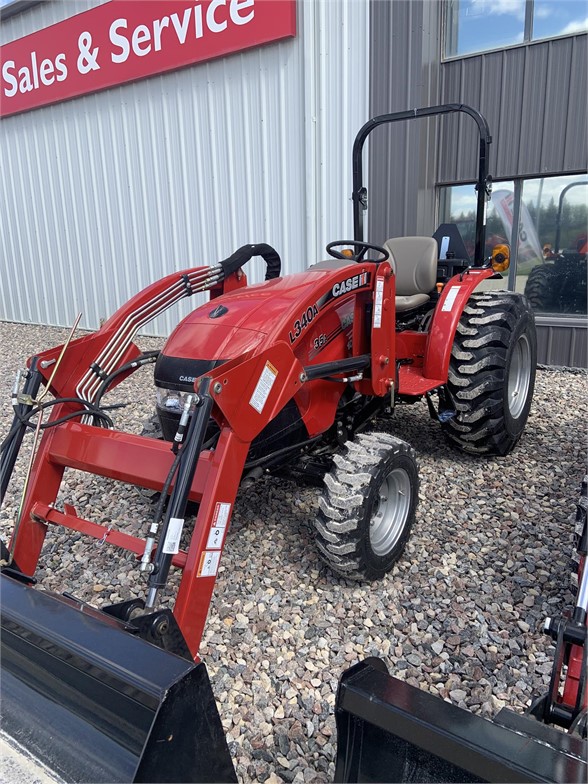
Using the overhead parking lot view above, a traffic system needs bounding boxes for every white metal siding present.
[0,0,369,335]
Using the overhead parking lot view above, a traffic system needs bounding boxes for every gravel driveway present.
[0,320,586,783]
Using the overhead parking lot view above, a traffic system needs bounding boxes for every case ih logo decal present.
[1,0,296,117]
[331,271,369,299]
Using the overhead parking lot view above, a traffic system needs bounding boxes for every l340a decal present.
[289,304,319,343]
[289,271,371,344]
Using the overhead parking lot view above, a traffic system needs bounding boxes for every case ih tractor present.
[0,105,544,782]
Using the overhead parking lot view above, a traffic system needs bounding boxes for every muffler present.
[0,573,236,783]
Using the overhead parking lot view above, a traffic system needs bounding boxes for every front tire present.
[313,432,418,581]
[442,291,536,455]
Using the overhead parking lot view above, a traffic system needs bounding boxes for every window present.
[440,174,588,315]
[519,176,587,315]
[439,180,515,259]
[444,0,588,58]
[532,0,588,42]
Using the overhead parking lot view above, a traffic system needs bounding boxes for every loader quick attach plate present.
[0,574,237,784]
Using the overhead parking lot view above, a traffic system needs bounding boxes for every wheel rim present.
[508,333,532,419]
[370,468,411,556]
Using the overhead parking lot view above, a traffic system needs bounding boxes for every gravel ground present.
[1,319,587,784]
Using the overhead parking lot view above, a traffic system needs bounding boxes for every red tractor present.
[0,104,537,782]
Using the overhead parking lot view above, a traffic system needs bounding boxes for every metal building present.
[368,1,587,367]
[1,0,370,336]
[1,0,586,365]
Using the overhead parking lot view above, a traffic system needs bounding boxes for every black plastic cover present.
[154,355,226,392]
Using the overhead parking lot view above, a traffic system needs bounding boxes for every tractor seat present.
[384,237,438,312]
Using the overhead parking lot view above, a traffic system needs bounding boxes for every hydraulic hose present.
[146,378,214,608]
[219,243,281,281]
[0,360,42,505]
[1,398,113,455]
[93,351,159,408]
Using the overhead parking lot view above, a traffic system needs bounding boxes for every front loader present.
[1,104,537,782]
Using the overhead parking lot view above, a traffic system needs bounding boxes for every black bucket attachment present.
[334,658,587,784]
[0,574,236,783]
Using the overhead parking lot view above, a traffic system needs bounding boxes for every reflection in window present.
[440,175,588,315]
[520,176,587,315]
[445,0,525,57]
[533,1,588,42]
[444,0,587,58]
[440,181,515,260]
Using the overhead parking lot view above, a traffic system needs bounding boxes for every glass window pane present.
[533,1,588,42]
[518,175,588,315]
[440,184,477,260]
[440,182,515,291]
[445,0,526,57]
[441,182,516,254]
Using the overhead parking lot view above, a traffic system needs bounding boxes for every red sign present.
[0,0,296,117]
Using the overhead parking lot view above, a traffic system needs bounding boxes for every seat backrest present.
[383,237,438,297]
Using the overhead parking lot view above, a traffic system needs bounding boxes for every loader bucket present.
[334,658,587,784]
[0,574,236,783]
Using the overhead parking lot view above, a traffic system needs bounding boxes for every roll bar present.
[352,103,492,266]
[554,181,587,252]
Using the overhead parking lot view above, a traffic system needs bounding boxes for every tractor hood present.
[154,323,266,392]
[154,275,322,392]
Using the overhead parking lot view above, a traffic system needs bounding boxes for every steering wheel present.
[326,240,389,263]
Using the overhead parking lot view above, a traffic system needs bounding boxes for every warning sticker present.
[198,550,221,578]
[441,286,460,312]
[207,502,231,549]
[373,279,384,329]
[162,517,184,554]
[249,361,278,414]
[213,502,231,528]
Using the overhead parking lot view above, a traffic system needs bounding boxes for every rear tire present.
[442,291,536,455]
[314,433,418,581]
[524,264,556,311]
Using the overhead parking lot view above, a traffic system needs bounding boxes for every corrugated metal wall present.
[439,33,588,183]
[367,0,442,243]
[0,0,369,335]
[536,316,587,369]
[368,3,586,368]
[367,7,587,235]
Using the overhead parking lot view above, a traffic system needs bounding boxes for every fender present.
[423,267,497,381]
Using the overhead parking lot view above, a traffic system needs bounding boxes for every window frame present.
[442,0,587,61]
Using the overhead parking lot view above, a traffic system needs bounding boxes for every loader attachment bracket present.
[103,600,193,660]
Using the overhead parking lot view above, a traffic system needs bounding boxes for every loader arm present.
[29,262,243,402]
[7,339,305,658]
